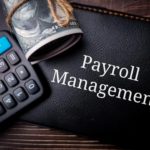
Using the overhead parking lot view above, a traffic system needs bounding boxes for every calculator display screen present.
[0,36,12,55]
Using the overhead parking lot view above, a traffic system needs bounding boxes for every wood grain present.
[0,0,149,150]
[0,121,122,150]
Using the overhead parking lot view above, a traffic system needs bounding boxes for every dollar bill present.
[2,0,83,64]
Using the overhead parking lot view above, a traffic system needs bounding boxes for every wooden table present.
[0,1,149,149]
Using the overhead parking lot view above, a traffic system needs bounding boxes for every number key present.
[14,87,28,102]
[5,73,18,87]
[7,51,20,65]
[0,59,9,73]
[25,80,39,95]
[16,66,30,80]
[3,95,17,109]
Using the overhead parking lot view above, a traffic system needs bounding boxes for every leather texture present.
[20,5,150,148]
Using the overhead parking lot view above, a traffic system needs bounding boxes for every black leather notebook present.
[1,2,150,148]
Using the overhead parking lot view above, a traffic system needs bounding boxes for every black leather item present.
[1,3,150,148]
[21,5,150,148]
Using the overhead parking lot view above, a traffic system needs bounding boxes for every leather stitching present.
[72,3,150,22]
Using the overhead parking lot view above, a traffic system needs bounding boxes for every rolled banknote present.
[2,0,83,64]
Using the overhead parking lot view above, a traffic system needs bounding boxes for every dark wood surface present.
[0,1,150,150]
[0,121,123,150]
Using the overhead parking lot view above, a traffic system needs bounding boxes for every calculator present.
[0,31,43,123]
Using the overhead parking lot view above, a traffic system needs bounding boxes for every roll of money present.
[2,0,83,64]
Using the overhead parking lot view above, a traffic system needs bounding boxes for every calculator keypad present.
[1,54,40,113]
[0,32,43,123]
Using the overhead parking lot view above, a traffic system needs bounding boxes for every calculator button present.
[5,73,18,87]
[16,66,30,80]
[0,36,12,55]
[0,103,5,115]
[7,51,20,65]
[3,95,17,109]
[0,59,9,73]
[25,80,39,95]
[14,87,28,102]
[0,80,7,95]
